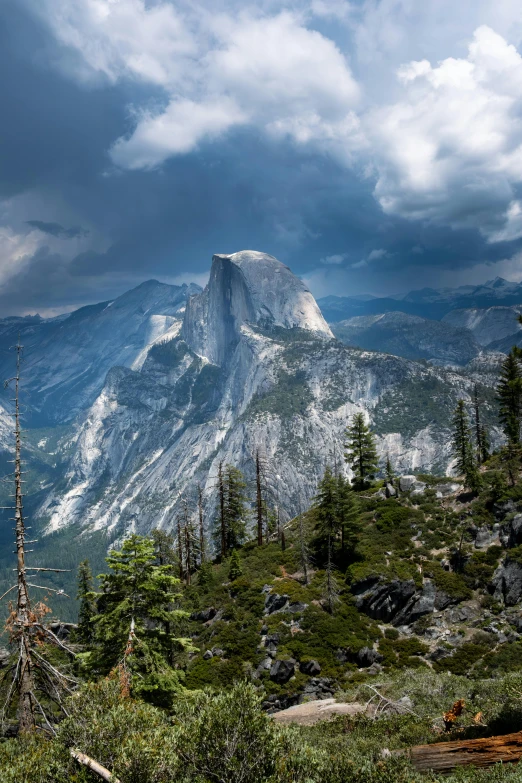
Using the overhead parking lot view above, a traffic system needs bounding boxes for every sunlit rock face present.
[183,251,333,365]
[24,251,501,540]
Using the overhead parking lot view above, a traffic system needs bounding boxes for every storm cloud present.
[2,0,522,315]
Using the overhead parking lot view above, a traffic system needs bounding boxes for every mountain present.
[318,277,522,322]
[0,280,201,426]
[29,251,500,540]
[442,305,522,348]
[331,312,481,366]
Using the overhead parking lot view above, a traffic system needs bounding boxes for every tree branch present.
[70,750,122,783]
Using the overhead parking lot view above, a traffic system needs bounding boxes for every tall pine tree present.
[452,400,481,492]
[76,559,97,644]
[344,412,378,489]
[336,473,359,555]
[497,348,522,444]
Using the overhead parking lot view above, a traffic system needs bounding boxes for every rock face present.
[442,305,522,348]
[353,577,454,626]
[183,251,332,366]
[492,558,522,606]
[270,659,296,684]
[17,250,497,538]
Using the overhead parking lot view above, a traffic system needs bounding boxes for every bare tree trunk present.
[410,731,522,773]
[71,750,122,783]
[177,519,184,581]
[184,524,191,586]
[12,338,35,733]
[474,385,483,464]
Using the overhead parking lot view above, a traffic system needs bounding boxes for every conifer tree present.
[151,529,176,567]
[452,400,481,492]
[93,534,190,703]
[228,549,243,581]
[385,453,395,485]
[76,559,97,644]
[497,348,522,444]
[336,473,359,554]
[224,465,248,554]
[313,466,339,541]
[479,425,490,463]
[344,413,378,489]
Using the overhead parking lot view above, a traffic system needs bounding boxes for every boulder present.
[385,483,396,498]
[211,647,224,657]
[474,527,495,549]
[353,577,448,626]
[356,647,383,667]
[190,607,217,622]
[493,500,516,521]
[265,634,279,652]
[300,660,321,676]
[399,476,416,492]
[435,483,460,498]
[203,650,213,660]
[492,558,522,606]
[287,602,308,614]
[302,677,334,699]
[265,593,289,615]
[270,658,296,684]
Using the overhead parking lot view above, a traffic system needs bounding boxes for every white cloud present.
[369,25,522,241]
[0,227,42,286]
[352,247,388,268]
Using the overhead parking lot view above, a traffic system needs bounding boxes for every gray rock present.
[287,602,308,614]
[0,647,10,668]
[474,527,495,549]
[211,647,224,657]
[435,483,460,498]
[493,500,516,520]
[492,558,522,606]
[353,577,416,623]
[507,515,522,548]
[430,646,453,661]
[265,593,289,615]
[335,648,350,663]
[270,659,296,684]
[367,663,383,676]
[385,483,396,498]
[190,607,217,622]
[302,677,334,698]
[399,475,416,492]
[356,646,383,667]
[300,660,322,675]
[203,650,213,660]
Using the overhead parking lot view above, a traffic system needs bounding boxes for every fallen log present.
[70,749,122,783]
[410,730,522,773]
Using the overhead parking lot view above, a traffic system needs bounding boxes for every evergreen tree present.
[385,453,395,485]
[93,534,190,704]
[224,465,249,555]
[76,559,97,644]
[198,560,214,589]
[313,466,339,541]
[452,400,481,492]
[228,549,243,581]
[344,413,378,489]
[336,473,359,554]
[151,529,176,567]
[497,348,522,444]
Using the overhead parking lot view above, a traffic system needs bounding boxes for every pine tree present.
[313,466,339,541]
[344,413,378,489]
[497,348,522,444]
[76,559,97,644]
[452,400,481,492]
[385,453,395,485]
[151,529,176,567]
[93,534,190,703]
[225,465,249,554]
[228,549,243,581]
[336,473,359,555]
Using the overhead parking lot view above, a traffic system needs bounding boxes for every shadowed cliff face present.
[183,251,332,366]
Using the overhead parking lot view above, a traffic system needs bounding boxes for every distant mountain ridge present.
[318,277,522,322]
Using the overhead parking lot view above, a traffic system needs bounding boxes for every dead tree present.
[297,513,309,586]
[218,461,226,559]
[410,731,522,773]
[1,337,74,733]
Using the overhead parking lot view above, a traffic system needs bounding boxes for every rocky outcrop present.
[352,577,456,626]
[270,659,296,684]
[492,558,522,606]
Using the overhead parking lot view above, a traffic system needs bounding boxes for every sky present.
[3,1,522,315]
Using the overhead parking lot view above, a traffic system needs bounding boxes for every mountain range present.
[0,251,505,554]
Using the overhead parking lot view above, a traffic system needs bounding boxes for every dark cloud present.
[1,0,521,316]
[26,220,89,239]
